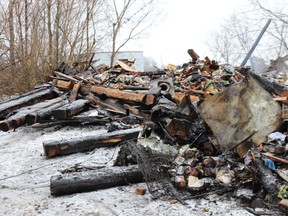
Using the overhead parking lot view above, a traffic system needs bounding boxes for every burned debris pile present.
[1,49,288,214]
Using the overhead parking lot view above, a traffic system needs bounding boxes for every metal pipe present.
[240,19,271,66]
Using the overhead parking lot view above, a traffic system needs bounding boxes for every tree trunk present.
[50,165,143,196]
[47,0,53,64]
[54,0,60,66]
[8,0,16,70]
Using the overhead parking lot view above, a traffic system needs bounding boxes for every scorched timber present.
[43,127,142,158]
[52,99,89,120]
[0,97,65,132]
[90,86,145,103]
[50,165,143,196]
[0,88,57,119]
[26,99,68,125]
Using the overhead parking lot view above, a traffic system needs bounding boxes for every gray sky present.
[126,0,250,66]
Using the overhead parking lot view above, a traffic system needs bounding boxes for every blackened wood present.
[43,127,141,158]
[90,85,145,103]
[0,97,64,131]
[70,81,82,102]
[0,87,44,106]
[239,69,286,95]
[50,165,143,196]
[143,87,161,106]
[86,93,125,112]
[52,99,89,120]
[26,99,68,125]
[120,86,149,91]
[0,89,57,119]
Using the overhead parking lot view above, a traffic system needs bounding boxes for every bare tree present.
[106,0,161,67]
[0,0,107,96]
[208,0,288,67]
[8,0,15,69]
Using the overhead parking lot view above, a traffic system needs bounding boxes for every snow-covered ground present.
[0,125,256,216]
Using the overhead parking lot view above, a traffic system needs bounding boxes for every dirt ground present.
[0,124,266,216]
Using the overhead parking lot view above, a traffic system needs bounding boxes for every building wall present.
[93,51,144,71]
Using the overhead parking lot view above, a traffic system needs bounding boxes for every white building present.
[93,51,144,71]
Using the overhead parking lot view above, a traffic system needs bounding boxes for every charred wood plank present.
[0,89,57,119]
[0,87,44,106]
[32,116,109,128]
[43,127,141,158]
[133,71,167,76]
[50,165,143,196]
[52,99,89,120]
[86,93,125,112]
[70,81,82,102]
[0,97,65,131]
[90,86,145,103]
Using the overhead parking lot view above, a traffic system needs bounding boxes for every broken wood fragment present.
[52,99,89,120]
[50,165,143,196]
[70,81,82,102]
[143,87,161,106]
[43,127,142,158]
[55,80,74,91]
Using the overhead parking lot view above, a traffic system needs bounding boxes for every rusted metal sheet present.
[199,75,282,153]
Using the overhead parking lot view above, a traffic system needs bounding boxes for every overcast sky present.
[125,0,250,66]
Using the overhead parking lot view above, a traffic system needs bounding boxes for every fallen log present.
[0,88,57,119]
[50,165,143,196]
[52,99,90,120]
[43,127,142,157]
[0,97,66,131]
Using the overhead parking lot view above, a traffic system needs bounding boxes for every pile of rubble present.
[0,49,288,214]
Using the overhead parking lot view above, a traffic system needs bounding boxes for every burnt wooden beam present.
[0,97,65,131]
[50,165,143,196]
[52,99,90,120]
[90,86,145,103]
[43,127,142,158]
[0,88,57,119]
[86,93,125,112]
[26,99,68,125]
